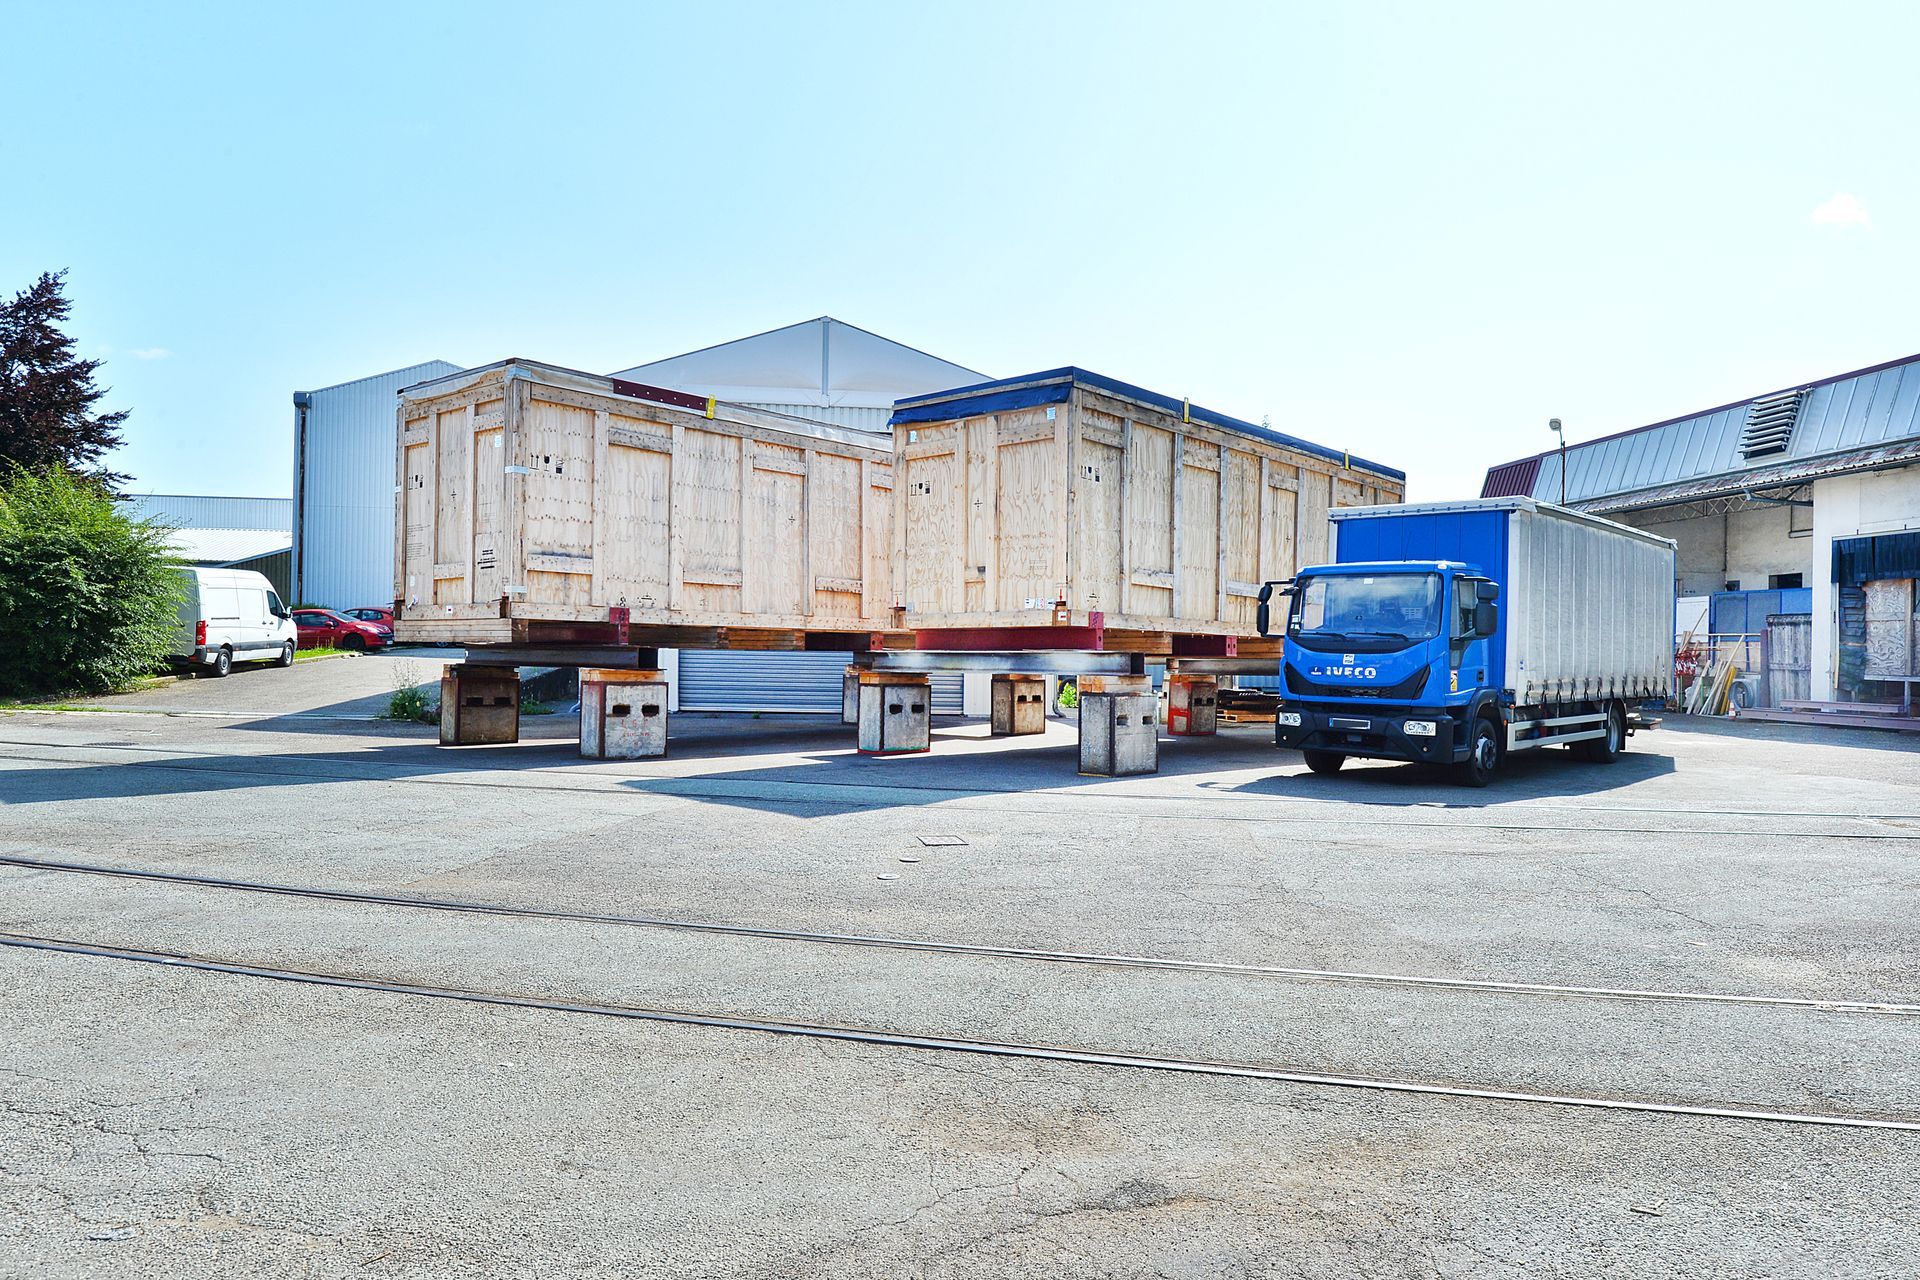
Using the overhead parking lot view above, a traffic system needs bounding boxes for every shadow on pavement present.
[1212,742,1676,807]
[2,716,1321,818]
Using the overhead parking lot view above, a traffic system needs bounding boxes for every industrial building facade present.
[124,494,295,600]
[1481,352,1920,706]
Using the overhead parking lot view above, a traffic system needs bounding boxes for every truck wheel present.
[1456,715,1500,787]
[210,647,233,678]
[1576,704,1626,763]
[275,641,295,668]
[1302,750,1346,775]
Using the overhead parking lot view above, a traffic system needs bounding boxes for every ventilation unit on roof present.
[1739,388,1804,459]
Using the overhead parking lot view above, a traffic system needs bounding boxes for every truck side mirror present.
[1255,580,1290,637]
[1475,581,1501,602]
[1473,601,1499,635]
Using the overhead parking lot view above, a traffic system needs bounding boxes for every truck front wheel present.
[1456,715,1501,787]
[1302,750,1346,776]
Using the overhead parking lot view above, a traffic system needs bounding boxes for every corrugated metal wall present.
[229,549,293,602]
[294,360,461,609]
[677,651,964,714]
[741,402,894,434]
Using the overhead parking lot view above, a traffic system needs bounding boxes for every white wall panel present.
[294,360,460,607]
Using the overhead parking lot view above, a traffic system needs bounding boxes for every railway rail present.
[1,853,1913,1016]
[3,930,1915,1132]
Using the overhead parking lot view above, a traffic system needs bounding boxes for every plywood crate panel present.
[888,368,1406,636]
[394,359,895,643]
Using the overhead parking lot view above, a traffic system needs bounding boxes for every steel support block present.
[856,672,931,755]
[579,667,669,759]
[990,673,1048,736]
[1166,674,1220,737]
[1077,674,1158,776]
[439,664,520,746]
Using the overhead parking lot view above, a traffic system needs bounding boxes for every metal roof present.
[298,359,461,398]
[612,317,988,412]
[121,494,292,531]
[167,527,293,564]
[1478,351,1920,511]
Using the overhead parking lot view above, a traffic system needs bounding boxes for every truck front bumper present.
[1275,707,1461,765]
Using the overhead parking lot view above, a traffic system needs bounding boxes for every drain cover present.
[917,835,968,847]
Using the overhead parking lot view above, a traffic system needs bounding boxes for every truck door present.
[1448,576,1492,696]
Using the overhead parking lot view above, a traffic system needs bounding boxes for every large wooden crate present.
[888,368,1406,637]
[393,359,896,645]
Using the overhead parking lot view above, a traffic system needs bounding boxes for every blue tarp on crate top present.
[888,367,1405,481]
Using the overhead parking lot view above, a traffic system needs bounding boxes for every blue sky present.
[4,1,1916,501]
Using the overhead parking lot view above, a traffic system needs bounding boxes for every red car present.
[292,608,391,651]
[342,605,394,629]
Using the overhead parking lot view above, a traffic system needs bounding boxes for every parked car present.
[168,567,297,677]
[341,605,394,630]
[291,607,391,652]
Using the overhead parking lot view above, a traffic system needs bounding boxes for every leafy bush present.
[0,467,182,696]
[384,685,434,723]
[1056,680,1078,710]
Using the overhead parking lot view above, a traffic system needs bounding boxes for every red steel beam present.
[1170,634,1238,658]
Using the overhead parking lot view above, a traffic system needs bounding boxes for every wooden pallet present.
[1734,707,1920,732]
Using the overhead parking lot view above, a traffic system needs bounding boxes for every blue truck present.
[1256,498,1676,786]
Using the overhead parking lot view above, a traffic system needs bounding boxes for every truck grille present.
[1284,665,1430,700]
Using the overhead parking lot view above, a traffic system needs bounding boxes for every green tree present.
[0,467,182,696]
[0,271,129,486]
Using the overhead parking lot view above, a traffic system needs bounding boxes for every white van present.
[169,567,298,677]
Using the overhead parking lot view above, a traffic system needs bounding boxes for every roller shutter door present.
[676,651,963,714]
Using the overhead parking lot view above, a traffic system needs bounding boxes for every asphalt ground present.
[2,651,1916,1277]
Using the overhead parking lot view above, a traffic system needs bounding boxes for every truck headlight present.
[1403,719,1437,737]
[1276,711,1303,727]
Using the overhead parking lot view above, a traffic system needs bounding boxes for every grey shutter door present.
[677,651,962,713]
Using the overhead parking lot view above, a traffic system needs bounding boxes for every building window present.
[1769,573,1804,589]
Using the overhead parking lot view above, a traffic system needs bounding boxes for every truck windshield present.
[1291,573,1442,647]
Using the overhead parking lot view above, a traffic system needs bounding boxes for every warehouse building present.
[123,494,294,599]
[293,361,463,609]
[293,319,987,712]
[1480,352,1920,710]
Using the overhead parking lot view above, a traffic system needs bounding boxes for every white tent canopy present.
[613,317,988,432]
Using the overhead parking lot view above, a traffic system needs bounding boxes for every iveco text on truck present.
[1256,498,1676,786]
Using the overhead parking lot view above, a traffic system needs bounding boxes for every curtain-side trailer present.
[1256,498,1676,786]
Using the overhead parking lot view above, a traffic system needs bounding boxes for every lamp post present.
[1549,418,1566,505]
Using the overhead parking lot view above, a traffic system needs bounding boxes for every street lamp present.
[1549,418,1566,505]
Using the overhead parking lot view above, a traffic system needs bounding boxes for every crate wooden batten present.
[885,368,1407,641]
[392,359,898,648]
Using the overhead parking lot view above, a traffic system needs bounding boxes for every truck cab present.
[1256,498,1676,786]
[1265,561,1504,778]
